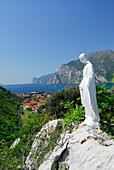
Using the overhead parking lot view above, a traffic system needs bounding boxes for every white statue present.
[79,53,100,127]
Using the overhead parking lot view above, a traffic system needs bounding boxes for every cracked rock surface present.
[39,124,114,170]
[24,119,63,170]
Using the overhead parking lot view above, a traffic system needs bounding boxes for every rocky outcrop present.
[10,138,20,149]
[32,73,55,84]
[47,65,83,84]
[39,124,114,170]
[95,73,108,83]
[23,119,63,169]
[47,64,108,84]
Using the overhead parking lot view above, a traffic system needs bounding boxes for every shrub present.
[96,84,114,136]
[45,85,80,118]
[61,100,84,133]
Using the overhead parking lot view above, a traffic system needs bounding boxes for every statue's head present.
[79,53,89,64]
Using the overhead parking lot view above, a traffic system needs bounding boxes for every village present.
[16,92,51,113]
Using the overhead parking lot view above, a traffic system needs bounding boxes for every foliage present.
[96,84,114,136]
[0,86,22,147]
[110,73,114,96]
[21,109,38,126]
[58,85,114,136]
[110,84,114,96]
[59,163,69,170]
[60,100,84,133]
[0,109,57,169]
[0,139,21,169]
[0,86,55,169]
[46,84,114,136]
[110,73,114,83]
[45,85,80,118]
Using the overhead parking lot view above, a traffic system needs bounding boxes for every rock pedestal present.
[83,116,100,127]
[39,124,114,170]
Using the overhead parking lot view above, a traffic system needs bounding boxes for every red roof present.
[37,102,45,106]
[40,96,44,99]
[24,103,32,107]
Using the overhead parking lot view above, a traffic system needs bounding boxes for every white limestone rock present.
[24,119,63,169]
[39,124,114,170]
[10,138,20,149]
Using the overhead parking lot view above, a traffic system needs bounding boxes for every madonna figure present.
[79,53,100,127]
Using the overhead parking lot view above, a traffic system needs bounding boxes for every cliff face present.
[87,50,114,81]
[47,64,83,84]
[47,65,109,84]
[32,73,54,84]
[33,50,114,84]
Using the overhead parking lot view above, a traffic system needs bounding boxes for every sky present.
[0,0,114,85]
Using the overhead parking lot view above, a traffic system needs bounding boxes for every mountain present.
[32,73,55,84]
[33,50,114,84]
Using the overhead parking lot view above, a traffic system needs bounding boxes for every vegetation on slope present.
[46,84,114,136]
[0,86,56,169]
[45,85,81,118]
[0,86,22,146]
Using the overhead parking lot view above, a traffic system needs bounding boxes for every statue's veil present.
[79,53,89,63]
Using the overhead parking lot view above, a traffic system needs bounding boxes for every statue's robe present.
[79,61,100,121]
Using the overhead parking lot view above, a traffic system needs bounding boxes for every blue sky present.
[0,0,114,85]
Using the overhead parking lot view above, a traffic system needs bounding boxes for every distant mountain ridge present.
[32,73,54,84]
[33,50,114,84]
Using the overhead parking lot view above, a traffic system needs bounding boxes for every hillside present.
[0,86,22,146]
[33,50,114,84]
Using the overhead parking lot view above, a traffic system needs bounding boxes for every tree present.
[45,85,80,118]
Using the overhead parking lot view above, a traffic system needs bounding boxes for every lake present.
[2,83,113,94]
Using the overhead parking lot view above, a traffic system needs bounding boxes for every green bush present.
[61,100,84,133]
[0,110,56,169]
[45,85,80,118]
[96,84,114,136]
